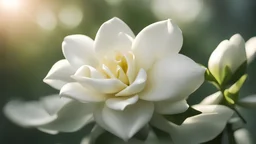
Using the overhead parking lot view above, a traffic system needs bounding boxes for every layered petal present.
[72,76,127,94]
[60,82,106,102]
[62,35,99,69]
[140,54,205,101]
[150,105,233,144]
[132,19,183,70]
[94,100,154,141]
[245,37,256,64]
[40,95,72,115]
[43,59,75,90]
[106,95,139,111]
[116,69,147,96]
[94,17,135,58]
[154,99,189,115]
[208,34,247,83]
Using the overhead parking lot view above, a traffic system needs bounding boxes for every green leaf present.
[228,74,248,94]
[237,95,256,108]
[163,107,202,125]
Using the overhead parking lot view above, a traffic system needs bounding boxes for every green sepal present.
[224,90,236,105]
[220,66,233,88]
[205,68,220,89]
[228,74,247,94]
[163,107,202,125]
[227,61,247,86]
[221,61,247,88]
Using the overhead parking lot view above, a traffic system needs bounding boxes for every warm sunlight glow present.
[0,0,21,10]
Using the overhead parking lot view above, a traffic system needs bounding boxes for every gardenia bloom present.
[208,34,256,84]
[5,17,208,141]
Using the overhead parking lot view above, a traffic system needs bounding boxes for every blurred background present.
[1,0,256,143]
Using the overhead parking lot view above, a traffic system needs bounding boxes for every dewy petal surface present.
[62,35,99,69]
[132,19,183,70]
[60,82,106,102]
[44,59,75,90]
[154,99,189,115]
[245,37,256,64]
[94,100,154,141]
[94,17,135,57]
[140,54,205,101]
[150,105,233,144]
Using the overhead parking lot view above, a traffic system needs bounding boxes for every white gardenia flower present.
[208,34,256,84]
[5,17,205,141]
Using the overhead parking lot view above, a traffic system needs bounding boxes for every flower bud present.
[208,34,247,84]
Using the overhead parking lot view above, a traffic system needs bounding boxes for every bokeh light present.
[58,5,83,29]
[151,0,207,23]
[36,8,57,31]
[0,0,21,10]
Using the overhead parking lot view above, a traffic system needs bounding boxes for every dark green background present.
[1,0,256,143]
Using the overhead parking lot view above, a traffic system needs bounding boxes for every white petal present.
[75,65,105,79]
[116,69,147,96]
[140,54,205,101]
[94,17,135,57]
[200,91,223,105]
[150,105,233,144]
[39,101,94,132]
[208,34,247,83]
[132,19,183,70]
[102,64,116,78]
[106,95,139,111]
[94,100,154,141]
[116,65,129,84]
[43,59,75,90]
[245,37,256,64]
[40,95,72,115]
[60,82,106,102]
[154,100,189,115]
[62,35,99,69]
[72,76,127,94]
[124,52,136,84]
[4,99,58,127]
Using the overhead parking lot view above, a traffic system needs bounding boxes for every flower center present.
[99,51,136,86]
